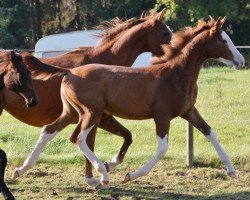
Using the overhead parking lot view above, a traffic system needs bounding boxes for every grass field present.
[0,67,249,200]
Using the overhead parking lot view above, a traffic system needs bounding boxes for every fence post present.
[186,122,194,167]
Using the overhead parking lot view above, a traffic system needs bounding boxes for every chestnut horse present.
[11,10,172,186]
[0,50,39,200]
[16,17,244,188]
[1,10,171,126]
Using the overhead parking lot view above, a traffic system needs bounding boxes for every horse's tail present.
[22,52,69,80]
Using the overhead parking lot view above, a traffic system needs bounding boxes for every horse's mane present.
[21,52,69,80]
[95,11,157,46]
[151,19,214,65]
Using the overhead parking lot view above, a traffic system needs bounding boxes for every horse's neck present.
[179,33,209,90]
[160,32,208,92]
[93,28,146,66]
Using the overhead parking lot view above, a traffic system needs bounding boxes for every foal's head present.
[0,50,38,107]
[141,9,172,55]
[96,9,172,56]
[203,17,245,68]
[152,17,245,68]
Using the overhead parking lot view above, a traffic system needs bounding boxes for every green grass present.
[0,67,250,199]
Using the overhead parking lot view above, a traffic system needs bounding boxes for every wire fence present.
[6,46,250,68]
[2,47,250,166]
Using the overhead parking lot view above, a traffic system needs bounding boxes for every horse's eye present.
[222,39,227,44]
[163,32,169,36]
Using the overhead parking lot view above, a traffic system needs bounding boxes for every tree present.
[0,0,31,48]
[154,0,250,45]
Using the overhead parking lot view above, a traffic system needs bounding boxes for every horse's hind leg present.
[12,112,75,179]
[0,149,15,200]
[181,106,236,178]
[75,112,110,188]
[98,113,132,172]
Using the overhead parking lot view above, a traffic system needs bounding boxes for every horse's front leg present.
[124,116,170,182]
[98,114,132,172]
[0,149,15,200]
[181,106,236,178]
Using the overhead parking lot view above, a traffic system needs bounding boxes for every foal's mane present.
[22,52,69,80]
[151,19,214,64]
[95,11,157,46]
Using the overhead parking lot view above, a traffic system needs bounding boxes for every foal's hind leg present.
[181,106,236,178]
[74,113,110,188]
[98,114,132,172]
[12,111,76,179]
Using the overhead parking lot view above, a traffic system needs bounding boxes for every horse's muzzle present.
[27,98,38,108]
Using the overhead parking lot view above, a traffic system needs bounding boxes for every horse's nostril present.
[27,98,38,108]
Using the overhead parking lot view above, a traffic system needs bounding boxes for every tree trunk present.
[34,0,42,39]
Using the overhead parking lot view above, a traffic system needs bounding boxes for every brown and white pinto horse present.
[15,16,244,188]
[10,10,172,186]
[0,50,39,200]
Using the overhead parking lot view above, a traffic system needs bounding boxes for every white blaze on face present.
[218,31,245,68]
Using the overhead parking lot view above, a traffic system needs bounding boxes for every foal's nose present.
[27,98,38,108]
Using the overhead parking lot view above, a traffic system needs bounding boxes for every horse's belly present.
[105,103,152,120]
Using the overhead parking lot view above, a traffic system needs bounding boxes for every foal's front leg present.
[182,106,236,178]
[124,117,170,182]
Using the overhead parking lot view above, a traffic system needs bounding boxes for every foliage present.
[154,0,250,45]
[0,0,31,48]
[0,0,249,48]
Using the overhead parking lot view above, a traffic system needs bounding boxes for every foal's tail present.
[22,52,69,80]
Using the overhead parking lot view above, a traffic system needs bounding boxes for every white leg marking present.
[129,135,168,180]
[78,125,109,185]
[106,153,121,172]
[206,129,235,173]
[85,177,101,187]
[16,126,58,176]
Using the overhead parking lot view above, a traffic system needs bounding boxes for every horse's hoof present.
[100,180,110,189]
[12,169,20,180]
[123,173,131,183]
[228,171,238,179]
[95,184,103,191]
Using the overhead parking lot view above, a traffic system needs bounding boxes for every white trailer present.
[34,30,152,67]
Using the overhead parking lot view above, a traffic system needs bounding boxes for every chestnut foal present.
[0,50,39,200]
[29,16,244,188]
[12,9,172,187]
[13,17,244,189]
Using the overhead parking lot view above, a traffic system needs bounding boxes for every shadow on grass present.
[96,186,250,200]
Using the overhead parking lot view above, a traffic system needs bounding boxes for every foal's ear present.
[10,50,16,62]
[208,15,215,23]
[154,8,166,22]
[211,16,226,33]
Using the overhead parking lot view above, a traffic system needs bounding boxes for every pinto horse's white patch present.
[218,31,245,68]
